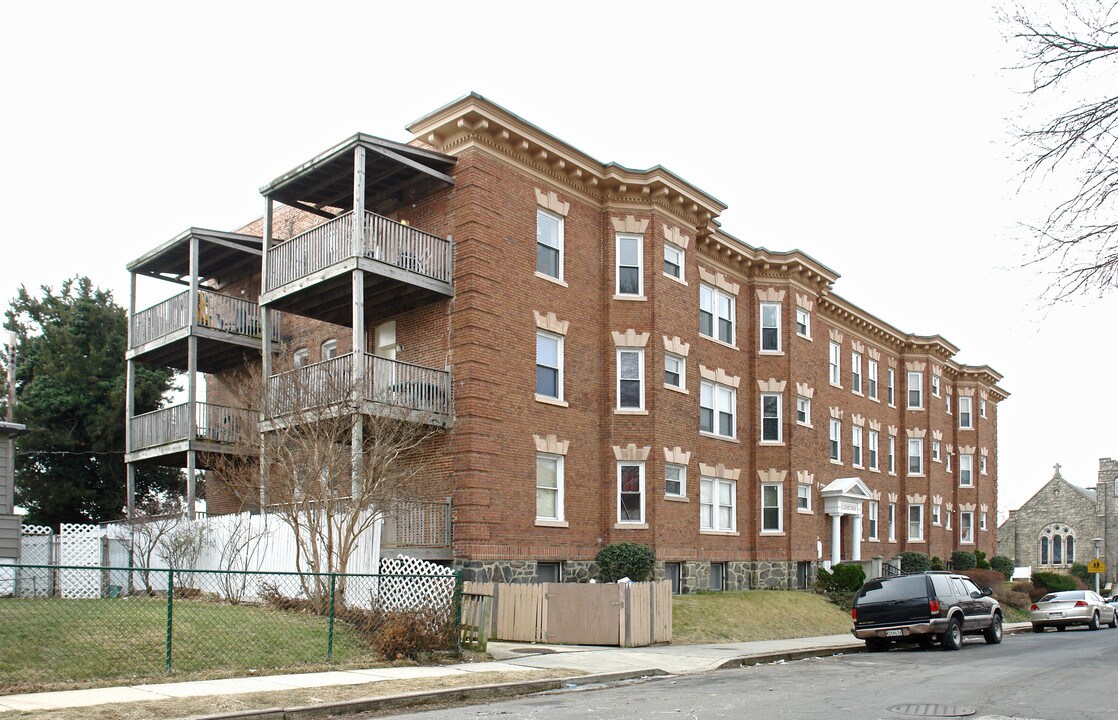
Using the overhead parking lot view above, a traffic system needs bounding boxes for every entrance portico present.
[820,477,873,564]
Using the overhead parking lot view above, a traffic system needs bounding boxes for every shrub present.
[1069,563,1090,584]
[368,609,459,661]
[975,550,990,570]
[930,556,946,571]
[989,555,1014,580]
[950,551,977,571]
[595,542,656,582]
[1031,571,1079,593]
[814,566,858,611]
[963,569,1030,610]
[831,563,866,592]
[896,552,931,574]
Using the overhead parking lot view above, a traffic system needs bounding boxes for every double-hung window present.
[536,208,563,280]
[761,393,781,443]
[700,476,736,532]
[980,454,988,475]
[617,462,645,523]
[796,308,810,338]
[536,331,563,400]
[851,352,862,394]
[852,426,863,467]
[700,381,736,439]
[321,338,337,360]
[887,368,896,406]
[959,397,973,429]
[867,360,878,400]
[932,503,941,525]
[888,502,897,541]
[700,285,735,344]
[797,483,811,511]
[536,454,564,521]
[760,302,781,352]
[932,440,941,462]
[980,512,987,531]
[761,483,783,532]
[908,504,924,541]
[616,349,644,410]
[868,501,879,540]
[664,353,685,390]
[980,398,987,418]
[616,234,643,296]
[908,438,924,475]
[829,418,842,462]
[888,435,896,474]
[931,374,941,397]
[907,371,923,409]
[868,430,879,470]
[293,347,309,368]
[663,242,683,280]
[796,395,811,426]
[960,453,973,486]
[960,511,975,544]
[665,463,686,497]
[828,341,841,386]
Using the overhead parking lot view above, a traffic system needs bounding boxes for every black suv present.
[851,571,1002,651]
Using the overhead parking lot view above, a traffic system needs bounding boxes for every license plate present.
[1049,612,1064,619]
[885,629,903,637]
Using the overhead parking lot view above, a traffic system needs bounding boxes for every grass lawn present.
[0,597,381,694]
[672,590,854,644]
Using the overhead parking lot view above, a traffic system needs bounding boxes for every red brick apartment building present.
[124,93,1007,591]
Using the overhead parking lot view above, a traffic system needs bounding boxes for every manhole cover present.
[887,704,976,717]
[510,647,556,655]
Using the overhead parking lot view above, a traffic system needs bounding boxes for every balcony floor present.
[128,326,271,373]
[126,439,257,468]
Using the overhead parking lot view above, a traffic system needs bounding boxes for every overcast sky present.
[2,1,1113,519]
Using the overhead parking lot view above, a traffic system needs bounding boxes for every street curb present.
[186,669,668,720]
[714,645,864,670]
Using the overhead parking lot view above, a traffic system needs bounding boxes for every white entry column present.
[830,513,842,565]
[851,514,863,561]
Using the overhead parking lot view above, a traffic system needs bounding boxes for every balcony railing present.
[381,499,451,548]
[130,402,257,452]
[131,289,279,349]
[266,353,451,420]
[265,211,452,292]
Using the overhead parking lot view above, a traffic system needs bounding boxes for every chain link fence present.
[0,563,462,693]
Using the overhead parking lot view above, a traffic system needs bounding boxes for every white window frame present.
[795,307,811,338]
[321,338,338,360]
[536,208,564,281]
[851,352,863,394]
[980,398,987,418]
[908,503,924,542]
[761,482,783,533]
[616,348,645,410]
[828,341,841,386]
[665,462,686,498]
[664,352,685,391]
[960,511,975,544]
[868,500,879,540]
[959,396,973,429]
[617,461,645,524]
[700,380,737,439]
[536,330,564,401]
[536,453,564,521]
[797,483,811,512]
[700,476,736,532]
[796,395,811,426]
[980,511,988,531]
[829,418,842,462]
[960,453,974,487]
[931,374,941,397]
[946,451,953,473]
[761,392,782,443]
[760,302,781,352]
[293,347,309,368]
[888,502,897,542]
[888,435,896,475]
[907,371,923,409]
[932,503,942,526]
[868,359,878,400]
[700,284,735,345]
[868,430,879,470]
[615,233,644,297]
[932,440,941,462]
[908,437,924,476]
[980,454,988,475]
[887,368,896,407]
[663,242,684,281]
[852,426,863,468]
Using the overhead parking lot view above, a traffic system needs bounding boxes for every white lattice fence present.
[17,525,54,597]
[376,554,456,612]
[59,523,102,598]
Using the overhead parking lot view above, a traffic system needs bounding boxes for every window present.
[851,352,862,394]
[536,454,563,521]
[980,398,987,418]
[980,512,987,531]
[617,349,644,410]
[960,511,974,544]
[664,352,685,390]
[1040,536,1049,564]
[868,430,879,470]
[945,393,952,414]
[908,438,923,475]
[536,562,561,583]
[761,483,783,532]
[887,368,896,406]
[321,338,337,360]
[946,451,953,473]
[710,562,726,591]
[868,501,879,540]
[293,347,309,368]
[980,454,987,475]
[760,302,781,352]
[536,331,563,400]
[932,503,942,525]
[888,502,897,542]
[888,435,896,474]
[959,397,973,429]
[761,393,781,443]
[868,360,878,400]
[829,418,842,462]
[960,453,973,486]
[907,371,923,409]
[700,285,734,344]
[796,307,810,338]
[946,508,952,530]
[664,562,682,594]
[616,234,643,296]
[796,395,811,426]
[908,504,924,541]
[700,381,736,439]
[797,483,811,511]
[700,476,736,532]
[536,208,563,280]
[932,440,941,462]
[617,462,645,523]
[931,374,941,397]
[828,342,841,385]
[664,242,683,280]
[852,426,863,467]
[666,463,686,497]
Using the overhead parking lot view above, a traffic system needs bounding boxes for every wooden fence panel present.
[494,582,547,642]
[622,582,650,647]
[652,579,673,643]
[545,582,621,645]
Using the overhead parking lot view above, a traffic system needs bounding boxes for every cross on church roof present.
[1054,463,1062,478]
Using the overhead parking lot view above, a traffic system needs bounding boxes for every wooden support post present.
[259,198,274,509]
[351,145,367,498]
[125,272,137,523]
[186,236,199,521]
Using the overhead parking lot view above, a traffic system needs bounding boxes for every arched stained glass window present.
[1053,534,1063,565]
[1066,535,1074,563]
[1040,536,1049,565]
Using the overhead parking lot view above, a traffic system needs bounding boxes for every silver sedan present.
[1031,590,1118,632]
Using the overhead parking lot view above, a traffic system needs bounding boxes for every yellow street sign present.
[1088,558,1106,573]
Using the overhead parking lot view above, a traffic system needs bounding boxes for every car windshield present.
[1039,591,1083,603]
[857,575,927,603]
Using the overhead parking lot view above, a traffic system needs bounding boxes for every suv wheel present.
[1088,612,1100,631]
[983,613,1003,645]
[941,617,963,651]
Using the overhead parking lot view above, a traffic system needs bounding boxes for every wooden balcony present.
[260,211,453,326]
[127,402,257,466]
[381,499,452,560]
[128,289,280,373]
[264,353,451,428]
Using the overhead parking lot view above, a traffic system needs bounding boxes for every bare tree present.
[213,354,448,607]
[128,496,188,594]
[1007,0,1118,298]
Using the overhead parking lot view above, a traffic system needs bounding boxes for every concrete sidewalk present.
[0,625,1030,716]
